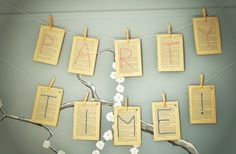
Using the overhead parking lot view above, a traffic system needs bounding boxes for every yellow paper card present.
[114,106,141,146]
[31,85,63,126]
[157,34,184,72]
[114,39,143,77]
[188,85,217,124]
[33,25,65,65]
[193,16,222,55]
[73,101,101,140]
[152,101,181,141]
[68,36,99,76]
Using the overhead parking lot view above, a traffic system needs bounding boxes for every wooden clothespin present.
[125,97,129,111]
[126,28,130,43]
[49,15,53,30]
[162,92,167,107]
[201,8,208,22]
[83,26,88,41]
[48,77,56,88]
[168,24,172,38]
[83,91,90,105]
[200,73,204,88]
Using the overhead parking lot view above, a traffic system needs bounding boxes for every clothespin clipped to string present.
[162,92,167,107]
[83,91,90,105]
[168,24,172,38]
[125,97,129,111]
[49,15,53,30]
[126,28,130,43]
[200,73,205,88]
[201,8,208,22]
[48,77,56,88]
[84,26,88,41]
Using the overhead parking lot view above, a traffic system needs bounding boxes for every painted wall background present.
[0,0,236,154]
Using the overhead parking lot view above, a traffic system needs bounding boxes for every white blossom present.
[112,62,116,70]
[57,150,65,154]
[92,150,100,154]
[42,140,50,149]
[113,102,122,107]
[133,145,140,148]
[114,93,124,103]
[112,124,114,130]
[110,72,116,80]
[116,84,124,93]
[96,141,105,150]
[106,112,114,122]
[115,77,125,83]
[130,147,139,154]
[103,130,113,141]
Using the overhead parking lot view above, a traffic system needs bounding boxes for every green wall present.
[0,0,236,154]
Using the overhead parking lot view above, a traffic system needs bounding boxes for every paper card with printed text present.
[33,25,65,65]
[157,34,184,72]
[193,16,222,55]
[188,85,217,124]
[73,101,101,140]
[68,36,99,76]
[31,85,63,126]
[114,39,143,77]
[152,101,181,141]
[114,106,141,146]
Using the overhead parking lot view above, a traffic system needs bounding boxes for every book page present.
[33,25,65,65]
[193,16,222,55]
[31,85,63,126]
[152,101,181,141]
[114,39,142,77]
[114,106,141,145]
[68,36,99,76]
[188,85,216,124]
[157,34,184,72]
[73,101,101,140]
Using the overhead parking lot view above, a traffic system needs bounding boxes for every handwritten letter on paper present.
[73,102,101,140]
[114,106,141,145]
[157,34,184,72]
[31,85,63,126]
[33,25,65,65]
[68,37,99,76]
[193,17,222,55]
[152,101,181,141]
[115,39,142,77]
[188,85,216,124]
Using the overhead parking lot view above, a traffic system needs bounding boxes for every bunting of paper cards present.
[31,78,63,126]
[73,92,101,140]
[114,98,141,145]
[68,27,99,76]
[33,16,65,65]
[152,93,181,141]
[114,29,143,77]
[188,74,217,124]
[193,8,222,55]
[157,24,185,72]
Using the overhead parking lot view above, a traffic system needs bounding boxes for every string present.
[0,56,81,101]
[0,0,233,40]
[142,0,233,39]
[0,0,234,100]
[173,59,236,98]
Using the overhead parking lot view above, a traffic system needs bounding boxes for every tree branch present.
[72,55,200,154]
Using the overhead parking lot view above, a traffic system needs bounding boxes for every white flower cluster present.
[92,62,139,154]
[110,62,125,107]
[103,130,113,141]
[130,147,139,154]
